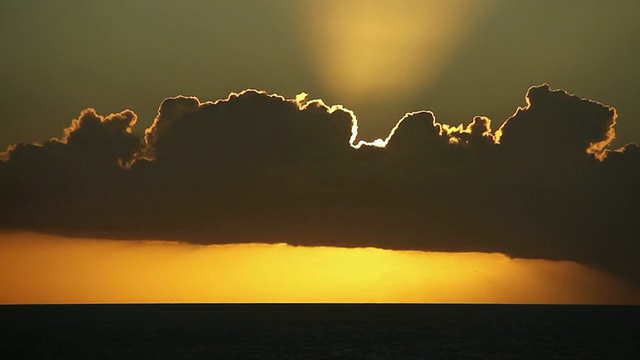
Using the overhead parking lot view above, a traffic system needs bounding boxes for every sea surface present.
[1,304,638,359]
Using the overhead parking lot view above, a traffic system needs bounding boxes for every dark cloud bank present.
[1,85,639,286]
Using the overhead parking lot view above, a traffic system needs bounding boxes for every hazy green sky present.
[1,0,639,149]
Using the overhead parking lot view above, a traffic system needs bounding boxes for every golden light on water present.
[1,233,638,304]
[301,0,495,102]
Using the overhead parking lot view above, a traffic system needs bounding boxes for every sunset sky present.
[1,0,640,304]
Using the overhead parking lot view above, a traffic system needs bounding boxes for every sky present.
[1,0,640,304]
[2,0,640,148]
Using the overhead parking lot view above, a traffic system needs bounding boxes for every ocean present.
[1,304,638,359]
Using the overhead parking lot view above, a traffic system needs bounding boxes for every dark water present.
[1,304,638,359]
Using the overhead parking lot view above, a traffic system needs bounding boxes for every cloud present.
[1,85,639,287]
[143,90,355,176]
[0,108,141,232]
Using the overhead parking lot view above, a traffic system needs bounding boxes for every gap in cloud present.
[295,0,498,141]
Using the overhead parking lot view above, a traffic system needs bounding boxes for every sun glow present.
[1,233,638,304]
[300,0,495,102]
